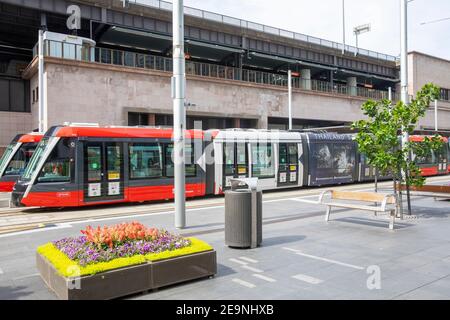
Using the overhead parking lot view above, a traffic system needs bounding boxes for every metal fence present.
[129,0,398,63]
[40,40,397,101]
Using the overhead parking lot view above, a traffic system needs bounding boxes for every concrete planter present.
[36,250,217,300]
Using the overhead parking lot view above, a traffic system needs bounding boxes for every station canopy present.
[96,24,243,61]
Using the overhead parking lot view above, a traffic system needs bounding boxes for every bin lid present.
[230,178,260,192]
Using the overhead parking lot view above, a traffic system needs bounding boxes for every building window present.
[128,112,149,126]
[440,88,449,101]
[0,79,30,112]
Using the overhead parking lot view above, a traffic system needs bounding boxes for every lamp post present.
[342,0,346,55]
[173,0,186,229]
[353,24,371,56]
[288,70,292,130]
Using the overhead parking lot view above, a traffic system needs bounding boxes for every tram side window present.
[333,144,355,174]
[251,143,274,178]
[38,139,72,183]
[129,143,162,179]
[165,143,197,178]
[288,144,298,165]
[313,143,333,169]
[412,143,434,165]
[224,143,235,175]
[435,146,446,162]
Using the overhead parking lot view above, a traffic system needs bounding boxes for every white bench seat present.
[319,190,398,230]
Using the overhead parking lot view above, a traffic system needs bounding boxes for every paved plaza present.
[0,180,449,300]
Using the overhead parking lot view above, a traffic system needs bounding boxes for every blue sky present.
[181,0,450,60]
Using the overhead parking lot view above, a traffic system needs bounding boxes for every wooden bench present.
[319,190,398,230]
[396,184,450,199]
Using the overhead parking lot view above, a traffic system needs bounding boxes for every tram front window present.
[3,145,36,176]
[38,139,72,183]
[0,142,18,175]
[22,138,49,181]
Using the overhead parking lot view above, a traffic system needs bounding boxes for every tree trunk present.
[405,168,412,215]
[374,169,378,193]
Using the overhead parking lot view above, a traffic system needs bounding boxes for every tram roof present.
[18,133,44,144]
[49,126,204,139]
[410,135,448,143]
[208,129,303,142]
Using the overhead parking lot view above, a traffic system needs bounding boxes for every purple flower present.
[53,230,191,266]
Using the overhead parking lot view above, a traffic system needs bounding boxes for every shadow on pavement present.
[261,235,306,247]
[334,217,413,229]
[0,285,34,300]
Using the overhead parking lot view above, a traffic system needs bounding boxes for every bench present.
[319,190,398,230]
[396,184,450,199]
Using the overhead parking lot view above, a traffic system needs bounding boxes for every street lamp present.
[173,0,186,229]
[353,24,371,56]
[342,0,346,55]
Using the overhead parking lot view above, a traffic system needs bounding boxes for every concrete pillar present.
[300,69,311,90]
[257,115,269,129]
[148,113,156,126]
[347,76,357,96]
[234,118,241,128]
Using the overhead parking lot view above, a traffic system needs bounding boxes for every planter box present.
[36,250,217,300]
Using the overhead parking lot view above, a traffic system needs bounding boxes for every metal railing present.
[129,0,399,63]
[40,40,397,101]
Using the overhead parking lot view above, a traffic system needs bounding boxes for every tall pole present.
[342,0,346,55]
[400,0,410,217]
[434,99,438,131]
[38,30,45,133]
[400,0,409,151]
[173,0,186,229]
[288,70,292,130]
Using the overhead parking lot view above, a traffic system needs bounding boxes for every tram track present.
[0,176,448,235]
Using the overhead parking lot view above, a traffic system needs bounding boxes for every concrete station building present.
[0,0,450,154]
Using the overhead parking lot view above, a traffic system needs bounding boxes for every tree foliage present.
[351,83,443,187]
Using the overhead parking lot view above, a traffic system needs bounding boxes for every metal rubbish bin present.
[225,178,262,249]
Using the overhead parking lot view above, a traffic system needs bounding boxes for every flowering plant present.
[52,222,192,267]
[81,221,159,249]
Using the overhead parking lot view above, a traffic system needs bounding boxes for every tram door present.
[278,143,298,186]
[223,142,248,188]
[83,142,124,202]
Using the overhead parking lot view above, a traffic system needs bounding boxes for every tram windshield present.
[0,142,19,176]
[22,138,49,181]
[2,144,37,177]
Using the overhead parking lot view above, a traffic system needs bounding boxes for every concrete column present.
[257,115,269,129]
[347,76,357,96]
[148,113,156,126]
[300,69,311,90]
[234,118,241,128]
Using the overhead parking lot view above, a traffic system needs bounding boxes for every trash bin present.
[225,178,262,249]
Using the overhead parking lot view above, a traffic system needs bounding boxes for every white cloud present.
[182,0,450,60]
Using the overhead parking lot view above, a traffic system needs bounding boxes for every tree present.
[351,83,443,215]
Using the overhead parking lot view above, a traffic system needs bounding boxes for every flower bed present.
[36,222,217,299]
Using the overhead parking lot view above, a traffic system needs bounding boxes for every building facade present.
[0,0,449,155]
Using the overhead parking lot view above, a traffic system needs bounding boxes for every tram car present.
[10,125,450,208]
[0,133,43,192]
[11,125,204,207]
[410,135,449,176]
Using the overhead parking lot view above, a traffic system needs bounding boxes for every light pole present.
[38,30,45,133]
[353,24,371,56]
[342,0,346,55]
[434,99,438,131]
[173,0,186,229]
[288,70,292,130]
